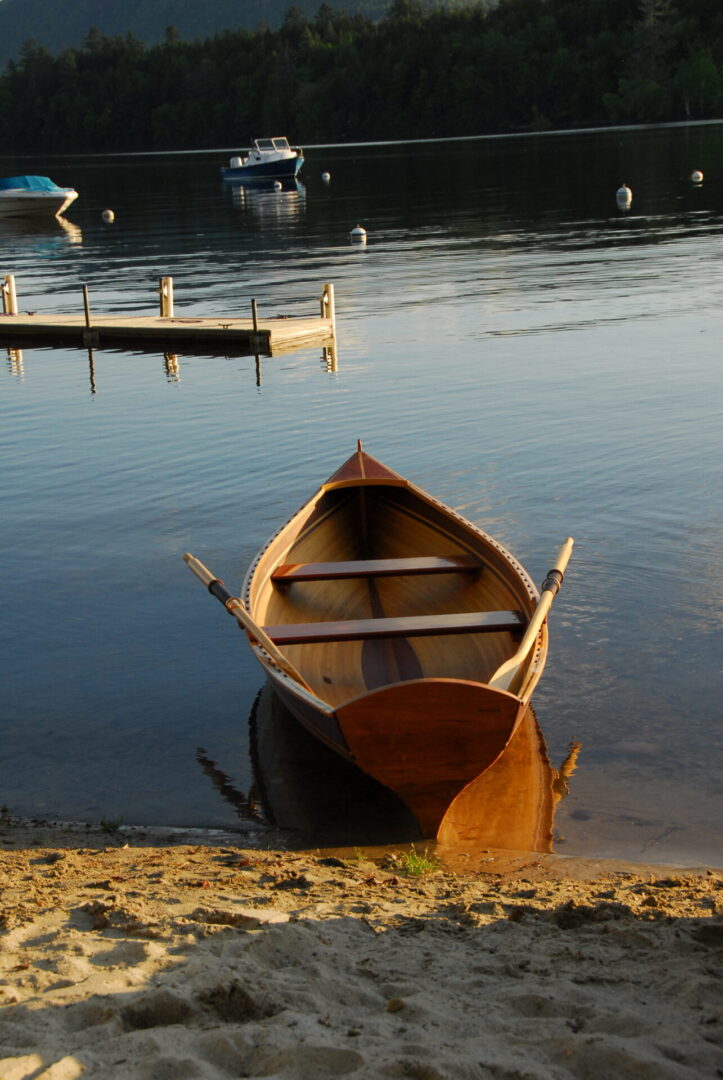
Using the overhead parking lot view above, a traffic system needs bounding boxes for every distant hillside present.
[1,0,719,151]
[0,0,390,67]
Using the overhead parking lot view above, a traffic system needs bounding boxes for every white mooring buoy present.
[350,224,367,243]
[321,171,331,183]
[616,184,632,209]
[102,209,115,223]
[691,169,704,183]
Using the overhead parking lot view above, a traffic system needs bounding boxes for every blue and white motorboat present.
[0,175,78,218]
[220,138,304,182]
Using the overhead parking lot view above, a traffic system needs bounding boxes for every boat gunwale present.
[242,453,548,705]
[243,466,539,613]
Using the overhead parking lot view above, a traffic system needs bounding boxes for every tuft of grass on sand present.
[383,846,439,877]
[401,846,439,876]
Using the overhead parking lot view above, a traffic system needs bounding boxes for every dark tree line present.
[0,0,721,153]
[0,0,392,68]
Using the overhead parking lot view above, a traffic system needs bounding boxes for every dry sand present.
[0,818,721,1080]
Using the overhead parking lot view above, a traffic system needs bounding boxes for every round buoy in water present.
[102,209,115,223]
[321,172,331,182]
[273,181,282,191]
[691,169,704,183]
[350,224,367,242]
[616,184,632,208]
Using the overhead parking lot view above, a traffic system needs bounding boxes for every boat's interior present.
[250,485,541,706]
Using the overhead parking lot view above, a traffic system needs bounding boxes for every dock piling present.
[320,283,336,334]
[2,275,18,315]
[159,277,175,318]
[250,298,264,353]
[82,285,99,347]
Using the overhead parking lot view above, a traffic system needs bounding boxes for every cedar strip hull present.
[335,679,523,837]
[243,446,548,839]
[269,674,522,837]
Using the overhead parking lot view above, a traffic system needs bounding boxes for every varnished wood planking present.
[264,610,524,644]
[271,554,482,582]
[247,471,545,703]
[336,679,523,837]
[322,449,406,488]
[239,446,559,836]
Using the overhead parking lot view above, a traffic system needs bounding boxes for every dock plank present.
[0,311,334,355]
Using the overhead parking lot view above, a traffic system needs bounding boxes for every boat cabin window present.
[256,139,275,151]
[273,138,290,150]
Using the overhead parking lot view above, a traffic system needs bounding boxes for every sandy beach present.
[0,817,721,1080]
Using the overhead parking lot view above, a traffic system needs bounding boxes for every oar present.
[183,552,311,690]
[488,537,574,692]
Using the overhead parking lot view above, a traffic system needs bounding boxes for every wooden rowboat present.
[184,443,573,839]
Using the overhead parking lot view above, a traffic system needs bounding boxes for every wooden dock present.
[0,276,336,357]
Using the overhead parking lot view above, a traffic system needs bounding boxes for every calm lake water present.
[1,125,721,867]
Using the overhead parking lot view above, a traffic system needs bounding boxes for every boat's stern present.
[335,678,523,837]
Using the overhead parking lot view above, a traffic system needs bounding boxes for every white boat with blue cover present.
[0,175,78,218]
[221,138,304,182]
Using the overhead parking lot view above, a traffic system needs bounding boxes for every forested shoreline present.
[0,0,721,153]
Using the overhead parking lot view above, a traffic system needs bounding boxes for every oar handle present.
[183,552,311,690]
[540,536,574,598]
[488,537,574,692]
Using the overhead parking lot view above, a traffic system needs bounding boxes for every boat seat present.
[271,555,482,584]
[264,610,524,645]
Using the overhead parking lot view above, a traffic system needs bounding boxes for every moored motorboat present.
[220,137,304,182]
[184,443,573,839]
[0,175,78,218]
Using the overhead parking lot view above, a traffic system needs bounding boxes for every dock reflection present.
[244,685,580,854]
[6,347,24,378]
[3,341,338,393]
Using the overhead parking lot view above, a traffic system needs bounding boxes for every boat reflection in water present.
[247,685,580,854]
[436,705,580,854]
[227,179,306,221]
[0,214,82,245]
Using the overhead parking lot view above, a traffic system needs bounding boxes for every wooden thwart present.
[271,554,482,583]
[264,610,524,644]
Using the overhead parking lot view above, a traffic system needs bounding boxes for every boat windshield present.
[273,138,290,150]
[255,139,275,151]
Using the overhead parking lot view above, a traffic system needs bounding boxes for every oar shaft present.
[517,536,574,647]
[183,553,310,689]
[489,537,574,691]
